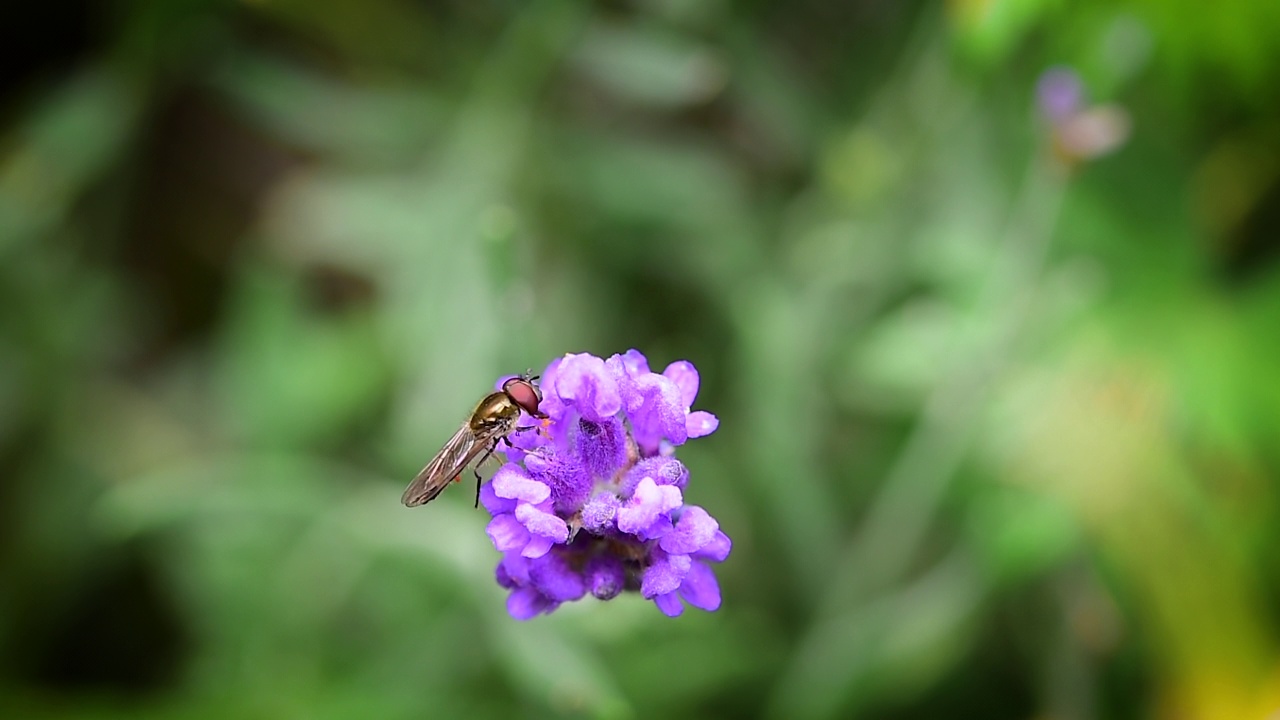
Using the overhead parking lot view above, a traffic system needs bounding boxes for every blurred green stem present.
[833,151,1066,603]
[772,149,1068,718]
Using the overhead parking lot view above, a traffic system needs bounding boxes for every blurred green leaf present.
[0,69,140,255]
[215,268,390,449]
[571,23,727,109]
[211,53,445,166]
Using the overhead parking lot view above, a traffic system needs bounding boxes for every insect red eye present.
[503,378,545,417]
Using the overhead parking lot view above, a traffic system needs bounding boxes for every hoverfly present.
[401,374,547,508]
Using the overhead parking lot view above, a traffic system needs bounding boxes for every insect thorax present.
[469,392,521,433]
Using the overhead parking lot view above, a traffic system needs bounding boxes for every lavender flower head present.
[481,350,729,619]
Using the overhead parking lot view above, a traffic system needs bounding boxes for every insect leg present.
[510,421,552,442]
[472,440,500,508]
[503,424,543,448]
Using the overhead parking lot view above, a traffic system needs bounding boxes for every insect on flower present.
[401,374,548,508]
[481,350,730,620]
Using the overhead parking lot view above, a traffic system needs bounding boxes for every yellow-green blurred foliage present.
[2,1,1279,719]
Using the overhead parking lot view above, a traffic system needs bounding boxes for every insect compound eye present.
[503,378,545,417]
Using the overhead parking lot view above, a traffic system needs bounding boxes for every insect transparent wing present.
[400,421,510,507]
[401,423,480,507]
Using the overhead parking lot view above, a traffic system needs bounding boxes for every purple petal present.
[662,361,700,407]
[500,552,531,585]
[479,479,516,516]
[529,553,586,602]
[507,587,552,620]
[637,476,683,511]
[555,353,621,422]
[581,493,621,534]
[692,529,732,563]
[537,396,568,424]
[492,466,550,504]
[604,354,636,411]
[525,448,592,514]
[620,457,688,495]
[575,416,628,480]
[631,514,673,542]
[1037,66,1084,122]
[520,533,555,559]
[495,561,517,589]
[660,506,719,554]
[618,349,650,377]
[584,555,626,600]
[677,562,721,611]
[617,478,683,536]
[631,373,688,446]
[686,411,719,439]
[486,514,532,552]
[515,503,569,542]
[653,592,685,617]
[641,551,692,598]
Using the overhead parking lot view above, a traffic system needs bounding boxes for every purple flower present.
[1036,66,1084,122]
[479,350,730,619]
[1036,65,1130,163]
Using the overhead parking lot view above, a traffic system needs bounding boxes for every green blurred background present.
[3,0,1280,718]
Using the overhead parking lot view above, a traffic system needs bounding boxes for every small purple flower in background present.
[1036,65,1130,165]
[1036,67,1085,124]
[482,350,730,619]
